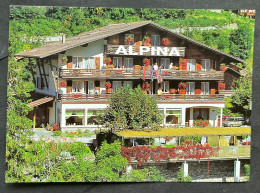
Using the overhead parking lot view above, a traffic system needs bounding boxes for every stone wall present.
[133,159,250,180]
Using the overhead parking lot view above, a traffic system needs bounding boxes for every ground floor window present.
[165,109,181,124]
[65,110,85,126]
[87,109,103,125]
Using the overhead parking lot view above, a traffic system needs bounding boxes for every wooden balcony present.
[59,94,225,103]
[60,69,224,80]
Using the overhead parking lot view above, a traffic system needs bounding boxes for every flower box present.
[195,89,201,94]
[169,89,177,94]
[73,94,82,99]
[179,89,186,94]
[67,62,73,69]
[210,89,216,94]
[107,88,113,94]
[195,63,202,71]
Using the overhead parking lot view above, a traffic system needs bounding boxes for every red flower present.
[162,38,169,46]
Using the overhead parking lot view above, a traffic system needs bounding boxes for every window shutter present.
[95,57,100,69]
[67,56,73,69]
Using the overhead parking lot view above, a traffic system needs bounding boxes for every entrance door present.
[193,108,209,120]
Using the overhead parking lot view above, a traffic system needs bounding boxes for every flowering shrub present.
[53,123,60,131]
[193,120,210,127]
[178,82,186,89]
[162,38,169,46]
[143,58,150,66]
[58,80,67,87]
[121,145,220,166]
[104,57,112,64]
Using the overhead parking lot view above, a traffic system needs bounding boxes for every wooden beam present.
[40,59,49,89]
[28,58,36,85]
[49,59,58,92]
[36,59,44,89]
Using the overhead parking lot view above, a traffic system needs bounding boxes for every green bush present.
[176,166,192,182]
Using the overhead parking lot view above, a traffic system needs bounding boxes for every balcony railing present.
[60,69,224,80]
[212,146,250,158]
[59,94,225,103]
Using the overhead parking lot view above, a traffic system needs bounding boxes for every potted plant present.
[210,89,216,94]
[143,58,151,70]
[218,82,225,90]
[195,89,201,94]
[179,58,187,70]
[143,35,151,46]
[220,64,228,71]
[170,88,177,94]
[125,35,134,44]
[104,57,112,65]
[60,56,68,63]
[178,82,186,95]
[195,63,202,71]
[162,38,169,46]
[105,81,112,93]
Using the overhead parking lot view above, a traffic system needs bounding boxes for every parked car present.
[222,117,244,127]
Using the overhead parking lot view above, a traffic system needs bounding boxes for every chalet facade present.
[15,21,245,131]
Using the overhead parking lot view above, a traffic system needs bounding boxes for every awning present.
[28,97,54,108]
[114,127,251,139]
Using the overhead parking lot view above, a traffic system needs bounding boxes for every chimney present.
[62,34,66,43]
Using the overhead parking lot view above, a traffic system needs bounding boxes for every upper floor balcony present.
[58,93,225,103]
[60,68,224,80]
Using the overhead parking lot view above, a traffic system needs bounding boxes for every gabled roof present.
[15,21,245,63]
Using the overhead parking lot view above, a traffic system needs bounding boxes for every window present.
[72,57,83,68]
[165,110,181,124]
[113,57,122,68]
[124,58,133,69]
[123,81,133,88]
[87,110,103,125]
[65,110,85,126]
[151,35,160,46]
[201,82,209,95]
[37,77,44,90]
[72,81,82,93]
[202,59,210,71]
[161,81,169,93]
[186,82,195,95]
[125,34,134,45]
[187,59,196,71]
[161,58,170,69]
[88,81,95,94]
[84,57,95,69]
[112,81,122,91]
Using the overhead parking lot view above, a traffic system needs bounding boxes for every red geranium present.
[104,57,112,64]
[162,38,169,46]
[143,58,151,66]
[178,82,186,89]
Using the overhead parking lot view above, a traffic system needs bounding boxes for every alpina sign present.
[107,45,185,57]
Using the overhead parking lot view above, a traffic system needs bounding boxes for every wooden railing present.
[59,94,225,102]
[212,146,250,158]
[60,69,224,80]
